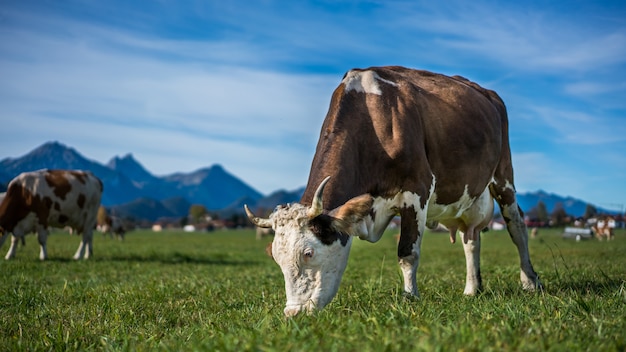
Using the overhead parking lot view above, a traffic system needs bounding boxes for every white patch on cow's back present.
[342,70,398,95]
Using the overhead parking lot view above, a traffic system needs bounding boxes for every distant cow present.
[256,226,274,240]
[0,169,103,260]
[245,66,542,316]
[593,218,615,241]
[99,215,126,240]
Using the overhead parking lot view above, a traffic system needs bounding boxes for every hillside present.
[0,141,269,220]
[0,141,614,221]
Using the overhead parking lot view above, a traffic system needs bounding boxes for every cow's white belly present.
[12,212,39,236]
[357,184,493,242]
[427,185,487,221]
[428,186,494,232]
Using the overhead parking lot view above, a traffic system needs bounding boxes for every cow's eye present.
[303,248,314,259]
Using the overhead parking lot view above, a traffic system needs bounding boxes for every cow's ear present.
[265,242,273,258]
[329,194,373,234]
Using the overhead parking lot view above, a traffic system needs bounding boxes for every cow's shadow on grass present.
[550,277,625,295]
[479,276,624,298]
[44,253,258,266]
[105,252,259,266]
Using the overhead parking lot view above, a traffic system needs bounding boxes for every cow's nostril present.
[283,306,302,317]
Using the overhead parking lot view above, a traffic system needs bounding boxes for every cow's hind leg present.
[397,206,426,298]
[491,183,542,291]
[37,227,49,260]
[73,229,93,260]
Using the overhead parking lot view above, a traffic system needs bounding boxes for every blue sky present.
[1,0,625,211]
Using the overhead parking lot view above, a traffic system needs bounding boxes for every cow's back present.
[0,169,103,233]
[302,66,508,209]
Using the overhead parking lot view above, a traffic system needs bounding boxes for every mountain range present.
[0,141,301,221]
[0,141,611,221]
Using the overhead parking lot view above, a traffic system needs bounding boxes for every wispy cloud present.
[0,10,339,192]
[529,106,626,145]
[1,0,625,205]
[386,1,626,73]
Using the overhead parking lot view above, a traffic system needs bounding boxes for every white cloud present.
[0,12,342,193]
[1,1,625,205]
[386,1,626,74]
[529,106,626,145]
[512,152,559,192]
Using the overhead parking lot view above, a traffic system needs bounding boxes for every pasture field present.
[1,227,625,351]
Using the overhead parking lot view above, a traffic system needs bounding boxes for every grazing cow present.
[592,218,615,241]
[0,169,103,260]
[245,66,542,317]
[99,215,126,240]
[0,192,25,246]
[530,227,539,239]
[256,226,274,240]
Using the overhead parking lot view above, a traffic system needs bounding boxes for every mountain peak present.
[32,141,76,157]
[1,141,98,174]
[119,153,136,161]
[210,164,225,171]
[107,153,156,184]
[107,153,138,167]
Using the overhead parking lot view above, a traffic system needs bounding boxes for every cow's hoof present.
[402,292,420,302]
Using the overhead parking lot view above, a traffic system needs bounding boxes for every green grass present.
[1,227,625,351]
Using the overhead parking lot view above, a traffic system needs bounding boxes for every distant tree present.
[536,201,549,223]
[231,213,247,228]
[583,204,598,220]
[97,206,108,226]
[551,202,569,226]
[189,204,208,224]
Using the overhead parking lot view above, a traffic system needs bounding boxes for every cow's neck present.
[301,171,367,211]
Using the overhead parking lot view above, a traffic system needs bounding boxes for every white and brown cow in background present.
[256,226,274,240]
[246,66,542,317]
[592,217,615,241]
[0,169,103,260]
[99,215,126,240]
[0,192,25,246]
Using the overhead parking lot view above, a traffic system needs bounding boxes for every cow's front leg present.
[462,228,482,295]
[73,238,86,260]
[4,234,21,260]
[37,228,49,261]
[397,205,426,297]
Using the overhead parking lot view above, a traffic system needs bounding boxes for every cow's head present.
[245,177,373,317]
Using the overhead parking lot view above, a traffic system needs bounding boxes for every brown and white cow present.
[0,169,103,260]
[245,66,542,317]
[592,217,615,241]
[99,215,126,240]
[256,226,274,240]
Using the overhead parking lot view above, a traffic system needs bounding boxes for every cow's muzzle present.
[283,300,316,317]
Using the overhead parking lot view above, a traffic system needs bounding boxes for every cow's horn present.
[244,204,273,228]
[307,176,331,219]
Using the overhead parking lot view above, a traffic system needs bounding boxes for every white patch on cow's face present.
[268,203,353,317]
[342,70,398,95]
